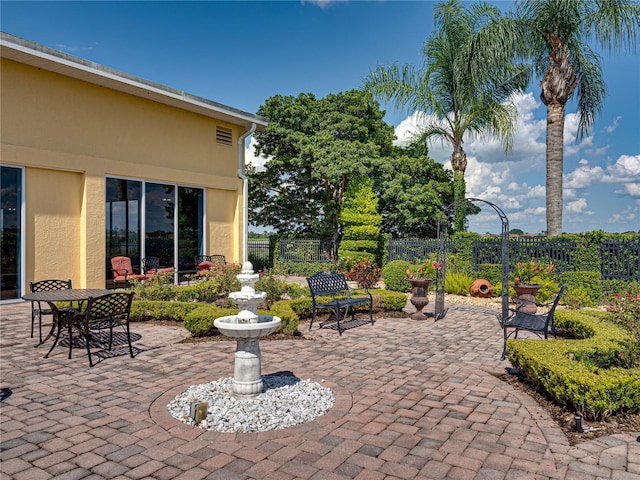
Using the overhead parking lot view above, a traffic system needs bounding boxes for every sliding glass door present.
[178,187,204,280]
[145,183,175,269]
[105,177,204,285]
[1,166,23,300]
[106,178,142,283]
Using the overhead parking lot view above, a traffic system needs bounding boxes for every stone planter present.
[512,284,542,314]
[407,278,433,320]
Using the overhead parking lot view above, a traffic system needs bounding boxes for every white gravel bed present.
[167,374,335,432]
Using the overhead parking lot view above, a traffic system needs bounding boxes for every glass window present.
[105,178,203,286]
[178,186,204,280]
[1,166,22,300]
[145,183,175,269]
[105,178,142,281]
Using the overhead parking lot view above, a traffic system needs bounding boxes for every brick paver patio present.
[1,301,639,479]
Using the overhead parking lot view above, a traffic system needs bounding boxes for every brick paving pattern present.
[1,301,639,479]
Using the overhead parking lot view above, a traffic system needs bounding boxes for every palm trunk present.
[546,102,564,237]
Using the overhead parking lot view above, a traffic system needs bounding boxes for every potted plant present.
[405,261,438,320]
[511,258,556,313]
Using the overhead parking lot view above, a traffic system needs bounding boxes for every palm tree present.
[482,0,639,236]
[363,0,529,231]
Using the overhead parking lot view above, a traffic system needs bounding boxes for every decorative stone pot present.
[512,284,542,314]
[407,278,433,320]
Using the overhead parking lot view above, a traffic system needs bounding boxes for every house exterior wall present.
[1,57,248,289]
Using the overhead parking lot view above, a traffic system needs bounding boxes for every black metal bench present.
[306,271,373,335]
[499,284,567,360]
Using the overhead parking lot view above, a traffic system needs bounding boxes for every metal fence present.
[600,239,640,280]
[278,238,336,263]
[387,238,453,262]
[247,240,270,270]
[251,236,639,280]
[473,237,575,273]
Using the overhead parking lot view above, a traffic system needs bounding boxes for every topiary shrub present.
[382,260,412,292]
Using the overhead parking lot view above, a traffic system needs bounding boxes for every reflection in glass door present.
[105,178,142,283]
[1,166,22,300]
[145,183,175,269]
[178,187,204,281]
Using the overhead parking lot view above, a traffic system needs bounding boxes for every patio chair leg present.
[126,325,134,358]
[85,333,93,367]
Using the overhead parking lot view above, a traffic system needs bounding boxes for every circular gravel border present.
[167,374,335,433]
[149,373,353,440]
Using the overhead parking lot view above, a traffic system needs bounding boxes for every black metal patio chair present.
[29,279,72,343]
[499,284,567,360]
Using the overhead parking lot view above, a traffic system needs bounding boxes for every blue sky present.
[2,0,639,235]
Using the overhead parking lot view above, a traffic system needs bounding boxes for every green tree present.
[248,90,395,242]
[481,0,639,236]
[363,0,528,232]
[374,142,454,238]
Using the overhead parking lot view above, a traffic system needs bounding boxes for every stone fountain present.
[213,261,281,398]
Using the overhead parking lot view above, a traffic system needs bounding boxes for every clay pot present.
[470,279,493,298]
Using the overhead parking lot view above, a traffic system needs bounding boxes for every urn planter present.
[512,284,542,314]
[407,278,433,320]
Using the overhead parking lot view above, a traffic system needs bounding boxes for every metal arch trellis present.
[435,198,510,323]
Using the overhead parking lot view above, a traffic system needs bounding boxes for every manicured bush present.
[184,304,236,336]
[506,309,640,420]
[182,302,298,337]
[268,301,299,334]
[273,261,335,277]
[287,289,407,318]
[382,260,412,292]
[130,300,199,322]
[338,177,382,264]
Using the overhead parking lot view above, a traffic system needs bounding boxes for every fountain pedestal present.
[213,261,281,398]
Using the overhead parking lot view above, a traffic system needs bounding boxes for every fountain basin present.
[214,315,281,338]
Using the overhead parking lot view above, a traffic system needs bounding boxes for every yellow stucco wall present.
[1,57,247,290]
[25,168,83,283]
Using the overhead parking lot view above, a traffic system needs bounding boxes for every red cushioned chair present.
[110,256,147,288]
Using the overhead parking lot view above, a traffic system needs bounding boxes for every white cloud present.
[245,137,271,171]
[604,155,640,182]
[605,116,622,133]
[566,198,587,213]
[616,183,640,197]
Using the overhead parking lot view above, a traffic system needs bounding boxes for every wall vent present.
[216,127,233,146]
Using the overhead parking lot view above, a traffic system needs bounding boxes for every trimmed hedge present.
[506,309,640,420]
[130,300,299,337]
[288,289,407,318]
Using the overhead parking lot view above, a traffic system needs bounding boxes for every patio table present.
[22,289,113,346]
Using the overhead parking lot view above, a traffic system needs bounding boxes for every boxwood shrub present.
[506,309,640,420]
[382,260,411,292]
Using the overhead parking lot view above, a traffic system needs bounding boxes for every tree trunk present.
[546,102,565,236]
[540,43,577,237]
